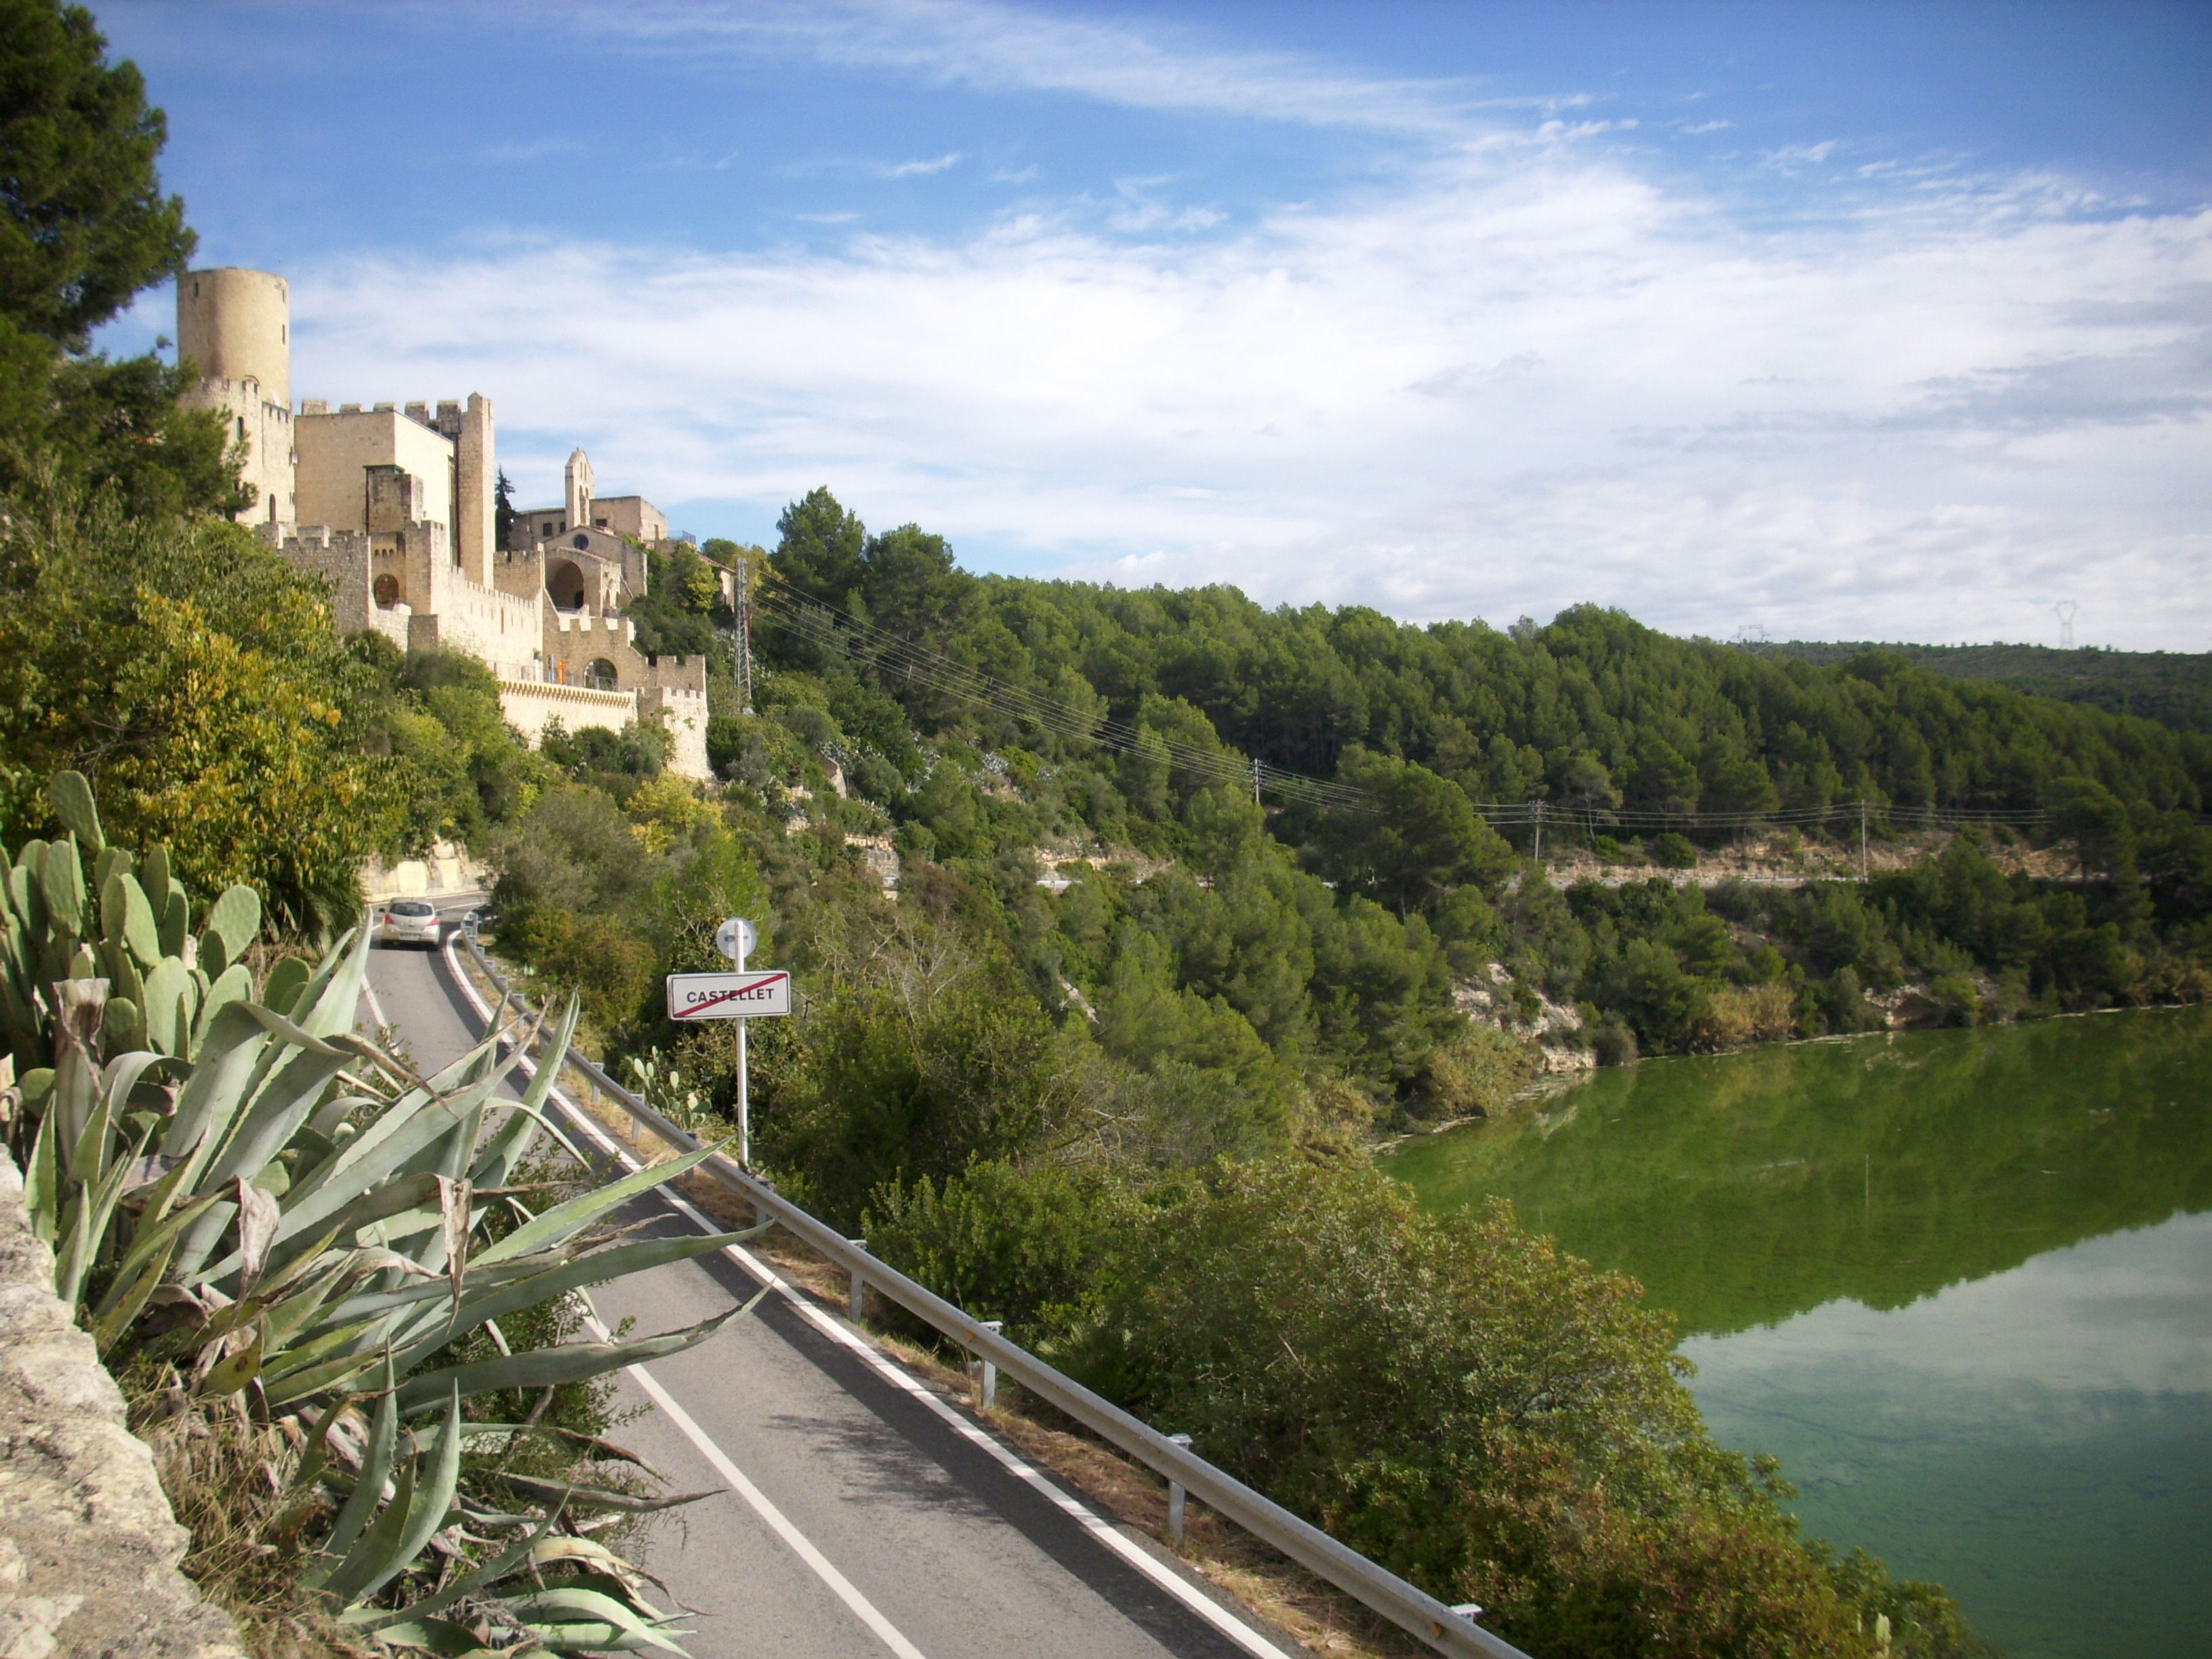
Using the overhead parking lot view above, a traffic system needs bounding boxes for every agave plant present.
[1,774,766,1652]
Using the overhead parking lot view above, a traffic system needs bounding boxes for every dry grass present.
[132,1385,373,1659]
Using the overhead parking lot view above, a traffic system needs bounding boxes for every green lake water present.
[1380,1006,2212,1659]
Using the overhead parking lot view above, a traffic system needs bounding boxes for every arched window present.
[373,574,401,609]
[585,659,619,691]
[548,559,587,611]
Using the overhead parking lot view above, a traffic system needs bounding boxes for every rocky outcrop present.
[0,1151,243,1659]
[1454,963,1594,1075]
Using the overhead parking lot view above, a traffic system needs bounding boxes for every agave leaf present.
[293,927,373,1042]
[527,1534,674,1594]
[452,1422,663,1475]
[91,1231,179,1355]
[56,1111,159,1305]
[473,1143,723,1269]
[359,1614,509,1656]
[436,1176,471,1316]
[24,1093,64,1241]
[326,1384,464,1608]
[317,1426,419,1605]
[200,1324,265,1397]
[159,1002,266,1160]
[179,1040,359,1274]
[233,1175,282,1287]
[391,1236,764,1375]
[49,772,102,855]
[392,1309,738,1417]
[93,1188,226,1317]
[485,1471,717,1517]
[260,1316,409,1405]
[308,1359,398,1586]
[311,1249,573,1336]
[50,1187,95,1305]
[211,1170,441,1287]
[233,998,345,1056]
[278,1078,508,1256]
[348,1508,562,1635]
[499,1586,689,1655]
[467,999,578,1193]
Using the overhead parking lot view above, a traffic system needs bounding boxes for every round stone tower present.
[177,267,289,406]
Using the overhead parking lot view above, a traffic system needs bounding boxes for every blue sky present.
[94,1,2212,649]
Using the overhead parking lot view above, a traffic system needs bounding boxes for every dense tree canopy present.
[0,0,192,348]
[0,1,243,515]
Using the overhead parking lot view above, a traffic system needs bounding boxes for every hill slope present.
[1766,641,2212,735]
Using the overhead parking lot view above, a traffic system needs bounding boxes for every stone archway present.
[548,558,587,611]
[584,658,619,691]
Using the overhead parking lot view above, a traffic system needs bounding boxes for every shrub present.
[1061,1163,1894,1657]
[1652,832,1699,869]
[1418,1023,1535,1118]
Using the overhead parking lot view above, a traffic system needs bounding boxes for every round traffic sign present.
[715,917,758,964]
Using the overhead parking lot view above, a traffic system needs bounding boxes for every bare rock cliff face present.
[0,1152,243,1659]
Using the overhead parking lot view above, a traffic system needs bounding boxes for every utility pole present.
[1532,800,1545,865]
[1859,800,1869,883]
[1252,755,1261,806]
[2054,600,2078,651]
[738,564,754,713]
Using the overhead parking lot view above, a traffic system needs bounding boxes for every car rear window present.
[390,901,434,917]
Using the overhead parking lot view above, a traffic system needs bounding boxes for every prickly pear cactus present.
[0,770,262,1076]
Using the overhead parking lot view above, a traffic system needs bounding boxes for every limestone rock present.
[0,1153,245,1659]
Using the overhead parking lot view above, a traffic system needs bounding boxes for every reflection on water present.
[1380,1006,2212,1659]
[1687,1214,2212,1659]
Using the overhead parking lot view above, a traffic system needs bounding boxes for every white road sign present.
[666,970,792,1021]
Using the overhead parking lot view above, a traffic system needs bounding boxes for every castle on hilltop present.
[176,267,714,779]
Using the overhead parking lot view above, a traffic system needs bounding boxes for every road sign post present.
[670,918,784,1168]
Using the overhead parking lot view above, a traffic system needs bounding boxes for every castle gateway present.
[176,266,712,779]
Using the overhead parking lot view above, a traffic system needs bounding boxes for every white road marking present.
[438,937,930,1659]
[438,935,1293,1659]
[359,970,390,1033]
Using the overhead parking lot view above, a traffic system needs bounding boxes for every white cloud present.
[254,100,2209,649]
[879,151,963,178]
[1763,139,1839,172]
[583,0,1480,134]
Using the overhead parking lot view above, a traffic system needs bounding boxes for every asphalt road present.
[359,918,1302,1659]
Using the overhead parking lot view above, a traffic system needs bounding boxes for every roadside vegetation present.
[12,3,2211,1654]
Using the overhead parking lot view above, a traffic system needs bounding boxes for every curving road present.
[359,914,1305,1659]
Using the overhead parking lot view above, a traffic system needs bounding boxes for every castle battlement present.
[188,266,712,778]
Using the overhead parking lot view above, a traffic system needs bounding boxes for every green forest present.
[12,3,2212,1653]
[1769,639,2212,735]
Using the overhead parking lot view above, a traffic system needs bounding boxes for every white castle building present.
[176,267,712,779]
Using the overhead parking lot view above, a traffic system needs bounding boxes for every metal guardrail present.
[459,931,1532,1659]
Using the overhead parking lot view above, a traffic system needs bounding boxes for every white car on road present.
[375,899,443,949]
